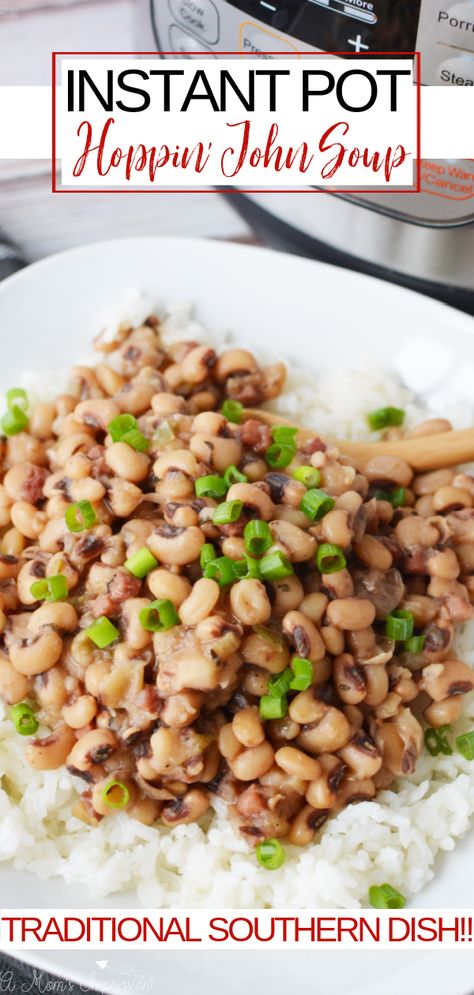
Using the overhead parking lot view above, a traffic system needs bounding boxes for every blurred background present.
[0,0,252,260]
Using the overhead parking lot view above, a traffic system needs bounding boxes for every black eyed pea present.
[47,553,79,592]
[67,728,118,771]
[226,483,275,522]
[91,776,137,816]
[333,653,366,704]
[161,690,204,729]
[232,707,265,749]
[321,568,354,600]
[299,592,329,625]
[288,805,329,846]
[121,598,153,650]
[10,501,47,540]
[333,777,376,810]
[114,379,157,417]
[107,478,143,518]
[375,708,423,777]
[321,508,353,548]
[270,519,316,562]
[0,651,30,704]
[424,696,463,728]
[427,548,460,581]
[1,527,26,557]
[296,706,351,755]
[364,664,389,707]
[129,797,162,826]
[52,432,96,468]
[105,442,150,483]
[241,664,272,697]
[94,363,126,396]
[275,745,321,781]
[28,602,78,634]
[321,626,345,656]
[289,689,327,725]
[34,665,69,710]
[153,449,198,480]
[0,555,20,581]
[147,568,192,607]
[266,716,301,746]
[364,455,413,488]
[282,610,326,662]
[25,725,77,771]
[62,694,98,729]
[419,660,474,701]
[10,629,64,676]
[147,524,205,566]
[230,579,272,626]
[219,722,243,761]
[178,577,220,626]
[39,517,70,553]
[353,534,393,572]
[192,411,227,435]
[28,402,56,440]
[17,558,49,606]
[74,398,121,432]
[151,392,187,417]
[215,348,258,382]
[412,468,454,496]
[161,788,210,826]
[229,740,274,781]
[326,597,376,631]
[338,731,383,779]
[180,345,216,385]
[305,754,346,809]
[221,536,247,560]
[190,434,242,474]
[0,484,12,527]
[271,573,305,615]
[241,630,290,674]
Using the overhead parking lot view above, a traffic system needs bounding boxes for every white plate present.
[1,237,474,994]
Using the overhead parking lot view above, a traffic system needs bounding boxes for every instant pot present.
[140,0,474,313]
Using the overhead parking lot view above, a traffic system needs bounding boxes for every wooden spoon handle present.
[243,409,474,473]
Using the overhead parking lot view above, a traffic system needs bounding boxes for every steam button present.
[169,0,219,45]
[436,51,474,83]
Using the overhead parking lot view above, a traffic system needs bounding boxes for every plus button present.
[348,34,369,51]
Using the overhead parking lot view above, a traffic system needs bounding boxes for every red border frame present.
[51,51,422,195]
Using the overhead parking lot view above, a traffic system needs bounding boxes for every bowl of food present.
[1,237,473,994]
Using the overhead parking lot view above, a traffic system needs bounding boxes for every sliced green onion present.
[86,616,120,648]
[139,598,179,633]
[65,500,97,533]
[385,610,414,641]
[10,702,39,737]
[256,838,285,870]
[259,550,294,581]
[1,405,28,436]
[6,388,29,412]
[404,634,425,654]
[204,556,238,587]
[374,489,391,503]
[316,543,346,574]
[213,500,243,525]
[369,884,405,909]
[271,426,298,445]
[259,694,288,720]
[200,543,216,571]
[234,555,261,579]
[223,465,248,487]
[254,624,284,648]
[456,731,474,761]
[244,520,272,556]
[367,407,405,432]
[100,779,130,810]
[30,574,68,603]
[108,413,137,442]
[121,428,150,452]
[221,399,243,424]
[300,488,335,522]
[424,725,452,757]
[268,669,293,698]
[292,465,321,489]
[195,475,227,500]
[390,487,406,509]
[124,547,158,578]
[153,418,175,449]
[265,442,296,470]
[290,656,313,691]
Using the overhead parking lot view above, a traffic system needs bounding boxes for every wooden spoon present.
[243,408,474,473]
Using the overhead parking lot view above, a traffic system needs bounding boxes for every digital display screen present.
[224,0,421,53]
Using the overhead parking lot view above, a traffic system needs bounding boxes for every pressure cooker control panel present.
[149,0,474,85]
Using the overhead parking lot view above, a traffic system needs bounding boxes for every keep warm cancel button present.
[421,160,474,199]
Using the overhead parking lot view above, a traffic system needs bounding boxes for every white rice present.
[1,300,473,908]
